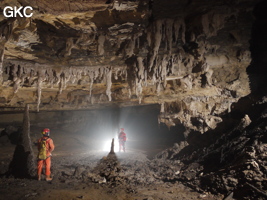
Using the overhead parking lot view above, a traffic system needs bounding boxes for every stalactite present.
[205,69,213,87]
[202,12,226,38]
[63,70,70,87]
[148,20,163,71]
[146,27,152,47]
[65,37,74,56]
[144,70,147,87]
[77,69,82,80]
[137,57,145,80]
[69,68,76,84]
[182,75,193,90]
[99,66,105,80]
[37,70,45,112]
[165,19,174,55]
[89,71,94,98]
[0,47,4,83]
[125,35,136,57]
[97,34,106,56]
[173,18,185,44]
[128,88,131,98]
[13,77,22,93]
[123,67,127,81]
[58,74,64,95]
[135,78,143,104]
[160,102,165,113]
[156,82,161,96]
[94,67,99,80]
[0,19,15,83]
[161,54,168,88]
[3,61,131,107]
[106,67,112,101]
[114,68,119,80]
[46,68,54,87]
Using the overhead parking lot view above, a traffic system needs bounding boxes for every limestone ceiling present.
[0,0,260,132]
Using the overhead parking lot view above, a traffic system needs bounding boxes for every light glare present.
[102,138,119,152]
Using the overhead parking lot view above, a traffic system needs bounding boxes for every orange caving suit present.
[37,136,55,176]
[118,131,127,152]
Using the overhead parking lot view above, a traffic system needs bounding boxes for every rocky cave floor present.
[1,104,267,200]
[0,129,222,200]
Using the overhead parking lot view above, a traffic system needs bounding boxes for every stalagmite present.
[109,138,115,154]
[7,104,36,178]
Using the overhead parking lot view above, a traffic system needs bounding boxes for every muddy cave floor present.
[0,129,222,200]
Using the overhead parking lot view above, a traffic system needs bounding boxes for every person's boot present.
[46,175,52,181]
[38,174,41,181]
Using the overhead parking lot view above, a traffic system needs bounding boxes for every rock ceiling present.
[0,0,260,132]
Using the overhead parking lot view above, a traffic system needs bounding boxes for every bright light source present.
[102,138,119,152]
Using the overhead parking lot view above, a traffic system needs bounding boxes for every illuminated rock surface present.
[1,0,267,199]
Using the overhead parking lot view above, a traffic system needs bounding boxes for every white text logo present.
[3,6,33,18]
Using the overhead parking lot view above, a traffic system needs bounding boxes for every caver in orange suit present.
[37,128,55,181]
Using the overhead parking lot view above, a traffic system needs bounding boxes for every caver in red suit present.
[118,128,127,152]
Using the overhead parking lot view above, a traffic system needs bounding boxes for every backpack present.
[38,138,48,160]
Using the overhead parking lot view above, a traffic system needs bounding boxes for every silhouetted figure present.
[118,128,127,152]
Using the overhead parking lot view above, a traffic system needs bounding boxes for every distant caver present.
[118,128,127,152]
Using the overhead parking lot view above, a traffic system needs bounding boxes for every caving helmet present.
[42,128,50,137]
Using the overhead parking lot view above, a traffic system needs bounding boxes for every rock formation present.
[7,104,36,178]
[0,0,259,133]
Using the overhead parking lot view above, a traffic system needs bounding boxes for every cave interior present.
[1,0,267,200]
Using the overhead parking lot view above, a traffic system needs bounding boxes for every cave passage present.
[0,104,185,161]
[39,105,185,158]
